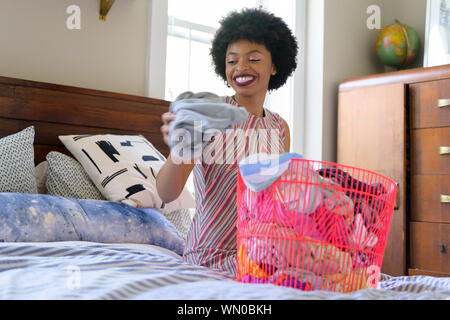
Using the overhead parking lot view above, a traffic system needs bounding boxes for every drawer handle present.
[438,99,450,108]
[439,244,446,254]
[439,146,450,155]
[441,194,450,203]
[394,182,400,210]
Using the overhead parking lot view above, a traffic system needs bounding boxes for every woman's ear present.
[271,64,277,76]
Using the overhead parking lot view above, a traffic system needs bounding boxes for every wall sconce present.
[100,0,115,21]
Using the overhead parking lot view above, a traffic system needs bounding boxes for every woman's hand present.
[161,112,176,146]
[157,111,195,203]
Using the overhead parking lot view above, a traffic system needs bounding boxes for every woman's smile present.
[233,74,257,87]
[225,40,276,98]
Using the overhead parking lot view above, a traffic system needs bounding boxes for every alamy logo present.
[366,5,381,30]
[366,265,381,288]
[66,265,81,290]
[66,5,81,30]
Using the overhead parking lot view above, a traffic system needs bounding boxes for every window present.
[165,14,230,100]
[166,0,259,101]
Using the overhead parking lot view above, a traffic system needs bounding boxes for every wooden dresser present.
[337,64,450,276]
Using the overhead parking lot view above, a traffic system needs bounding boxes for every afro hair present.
[210,7,298,91]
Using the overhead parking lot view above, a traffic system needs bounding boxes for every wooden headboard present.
[0,76,170,165]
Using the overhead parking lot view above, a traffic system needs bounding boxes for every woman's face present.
[225,39,276,99]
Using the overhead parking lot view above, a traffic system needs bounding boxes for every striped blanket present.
[0,241,448,300]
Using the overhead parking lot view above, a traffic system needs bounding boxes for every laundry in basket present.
[236,153,397,292]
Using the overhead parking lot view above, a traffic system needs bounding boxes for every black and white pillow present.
[0,126,38,194]
[46,151,105,200]
[59,134,195,213]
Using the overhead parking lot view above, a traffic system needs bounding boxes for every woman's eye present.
[227,60,236,64]
[249,59,260,62]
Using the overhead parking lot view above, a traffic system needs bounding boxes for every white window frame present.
[146,0,168,99]
[146,0,306,154]
[168,17,216,44]
[166,16,217,94]
[291,0,306,154]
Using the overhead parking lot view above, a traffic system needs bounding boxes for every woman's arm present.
[156,111,195,203]
[282,118,291,152]
[156,154,194,203]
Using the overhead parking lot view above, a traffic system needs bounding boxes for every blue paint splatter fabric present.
[0,193,185,255]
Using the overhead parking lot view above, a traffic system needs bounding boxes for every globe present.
[375,20,420,69]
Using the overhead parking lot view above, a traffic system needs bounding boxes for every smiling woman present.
[152,7,299,278]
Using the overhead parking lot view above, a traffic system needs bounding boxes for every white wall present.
[303,0,427,162]
[0,0,149,96]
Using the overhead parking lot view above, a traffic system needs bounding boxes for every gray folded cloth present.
[168,91,249,160]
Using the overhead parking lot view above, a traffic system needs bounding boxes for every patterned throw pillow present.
[59,134,195,213]
[0,126,37,194]
[46,151,105,200]
[35,161,48,194]
[165,208,195,240]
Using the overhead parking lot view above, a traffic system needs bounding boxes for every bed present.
[0,75,448,300]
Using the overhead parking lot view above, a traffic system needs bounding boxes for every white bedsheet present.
[0,241,448,300]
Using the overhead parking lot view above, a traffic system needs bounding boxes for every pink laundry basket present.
[236,159,397,292]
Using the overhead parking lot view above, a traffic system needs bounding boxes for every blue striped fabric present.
[0,241,448,300]
[238,152,303,191]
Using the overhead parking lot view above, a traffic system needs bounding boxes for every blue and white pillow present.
[0,193,185,255]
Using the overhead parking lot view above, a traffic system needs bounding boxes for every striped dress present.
[182,96,287,277]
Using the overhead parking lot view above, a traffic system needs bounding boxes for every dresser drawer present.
[408,268,450,277]
[410,222,449,273]
[411,174,450,223]
[410,78,450,129]
[410,127,450,174]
